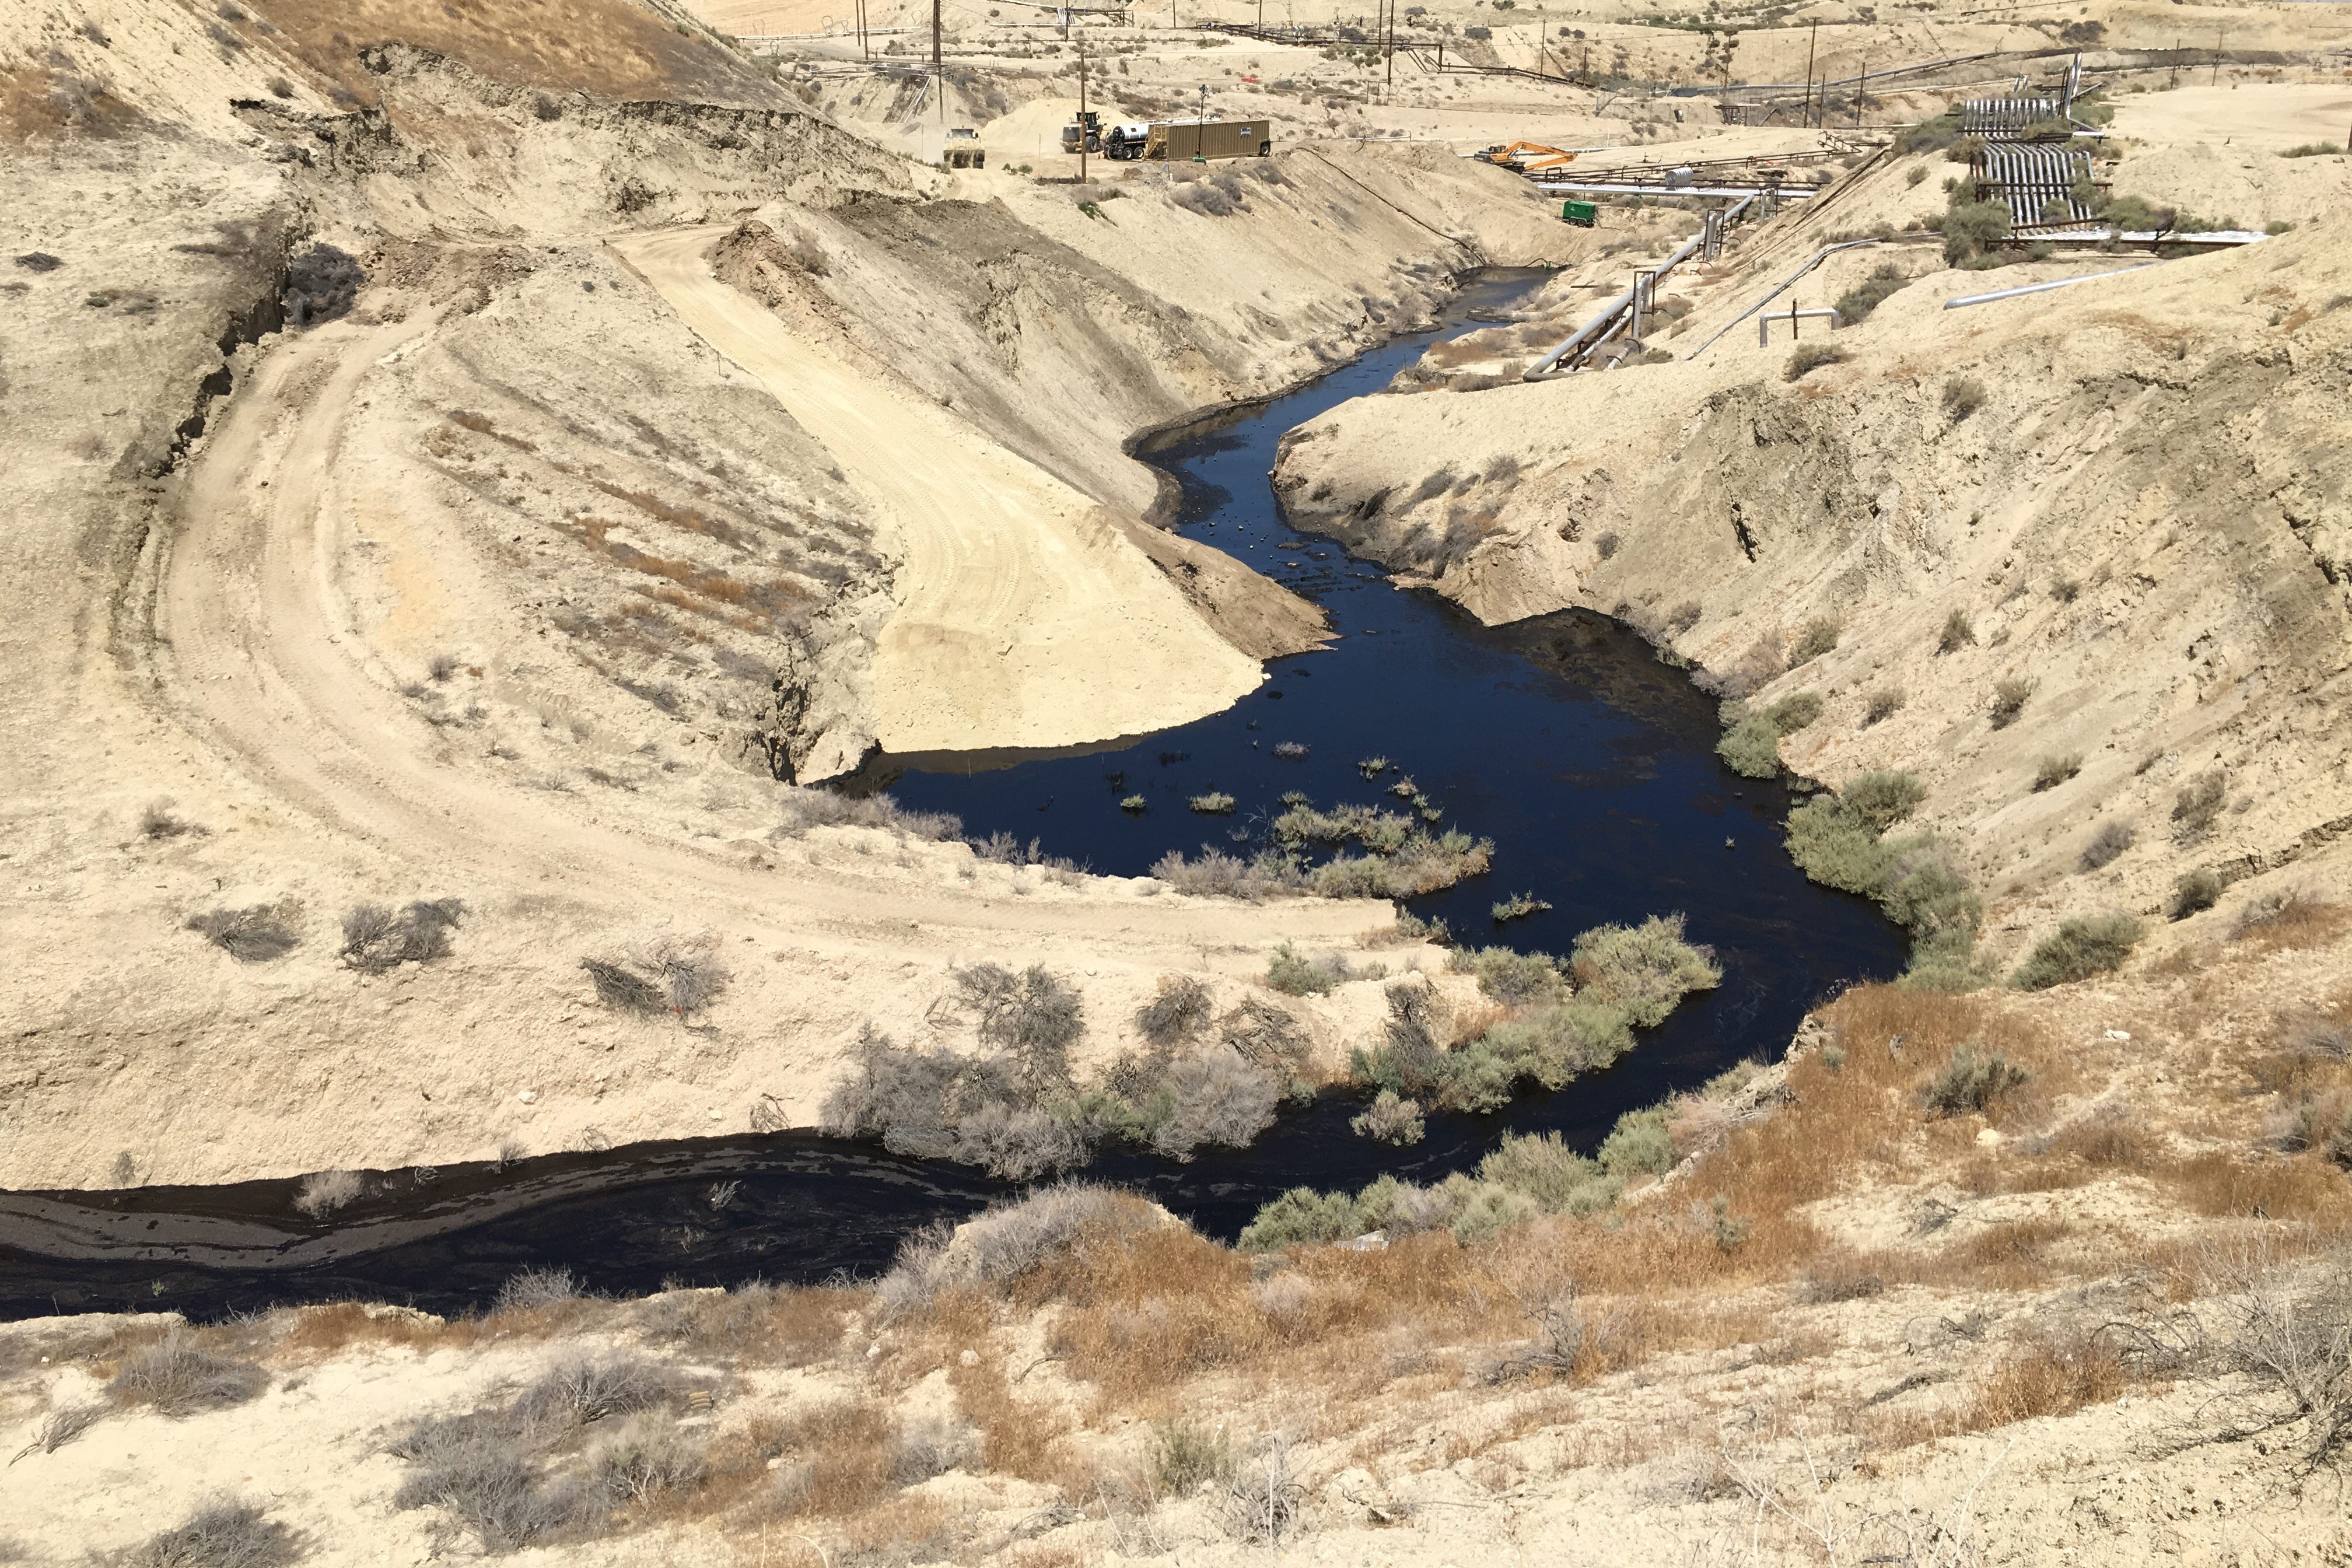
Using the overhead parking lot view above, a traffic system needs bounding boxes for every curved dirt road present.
[612,226,1266,755]
[152,310,1363,951]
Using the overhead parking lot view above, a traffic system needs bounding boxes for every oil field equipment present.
[1102,117,1272,160]
[1560,198,1597,227]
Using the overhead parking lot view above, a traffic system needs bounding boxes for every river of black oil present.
[0,271,1905,1323]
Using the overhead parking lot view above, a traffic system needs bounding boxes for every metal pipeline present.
[1682,238,1884,360]
[1759,307,1842,345]
[1941,263,2161,309]
[1523,200,1757,382]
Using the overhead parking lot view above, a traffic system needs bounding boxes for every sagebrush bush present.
[1265,942,1349,996]
[1784,342,1849,382]
[1864,685,1906,725]
[1238,1127,1622,1250]
[495,1266,580,1313]
[284,242,362,327]
[109,1334,267,1415]
[1938,606,1976,653]
[1842,770,1927,832]
[1150,845,1301,899]
[2012,913,2144,990]
[2080,819,2136,872]
[1598,1105,1676,1177]
[956,963,1083,1086]
[1988,677,2034,729]
[2032,753,2084,792]
[2172,867,2224,919]
[1350,1088,1426,1145]
[1943,375,1986,421]
[2173,768,2228,841]
[1152,1415,1237,1495]
[1150,1052,1280,1160]
[1787,617,1841,666]
[1716,692,1824,778]
[1923,1045,2029,1116]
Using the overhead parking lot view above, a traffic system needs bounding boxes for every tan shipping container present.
[1143,118,1273,161]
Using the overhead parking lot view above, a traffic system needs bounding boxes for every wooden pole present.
[1802,19,1817,127]
[2211,28,2222,86]
[1079,41,1087,181]
[1856,54,1866,127]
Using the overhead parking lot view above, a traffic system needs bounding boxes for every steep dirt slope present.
[1275,215,2352,968]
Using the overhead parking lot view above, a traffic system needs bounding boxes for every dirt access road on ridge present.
[612,225,1267,756]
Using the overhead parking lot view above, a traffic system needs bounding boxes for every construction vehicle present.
[943,127,985,169]
[1104,117,1272,161]
[1476,141,1581,173]
[1060,110,1102,155]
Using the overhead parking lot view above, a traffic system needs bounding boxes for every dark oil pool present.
[0,271,1903,1323]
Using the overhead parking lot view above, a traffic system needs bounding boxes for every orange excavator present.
[1475,141,1583,173]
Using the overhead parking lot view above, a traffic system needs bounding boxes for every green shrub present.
[1570,915,1723,1028]
[1150,1416,1236,1494]
[1598,1105,1675,1177]
[1842,770,1927,832]
[1350,1088,1425,1145]
[1923,1045,2029,1116]
[2172,867,2224,920]
[2172,768,2227,841]
[1785,342,1849,382]
[1894,107,1964,156]
[1833,262,1912,326]
[1266,943,1343,996]
[1864,686,1906,726]
[1784,796,1894,895]
[2012,914,2144,991]
[1942,191,2012,264]
[1988,677,2034,729]
[2032,754,2084,792]
[1717,712,1786,778]
[1766,692,1825,732]
[1469,946,1565,1005]
[1237,1185,1366,1250]
[1187,792,1236,814]
[1476,1131,1619,1216]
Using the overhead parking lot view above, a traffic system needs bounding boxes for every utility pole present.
[1802,19,1817,128]
[1856,54,1866,127]
[2169,35,2178,90]
[2212,29,2224,86]
[1079,39,1088,181]
[932,0,943,116]
[1387,0,1395,88]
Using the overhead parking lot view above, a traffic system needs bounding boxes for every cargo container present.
[1134,118,1273,161]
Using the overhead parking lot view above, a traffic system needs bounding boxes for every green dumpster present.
[1561,199,1597,228]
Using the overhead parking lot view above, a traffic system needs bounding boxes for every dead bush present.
[2173,768,2228,841]
[1922,1046,2029,1116]
[109,1334,268,1415]
[1151,1052,1280,1160]
[494,1267,580,1314]
[621,933,732,1019]
[1136,975,1212,1047]
[2078,820,2135,872]
[634,1282,845,1365]
[11,1401,104,1461]
[340,898,464,972]
[889,1415,978,1485]
[187,902,300,963]
[513,1350,682,1428]
[2190,1247,2352,1472]
[139,799,196,839]
[587,1415,708,1505]
[115,1496,303,1568]
[956,963,1084,1086]
[293,1168,363,1217]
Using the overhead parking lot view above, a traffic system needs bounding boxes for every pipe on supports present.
[1942,262,2162,309]
[1759,307,1842,345]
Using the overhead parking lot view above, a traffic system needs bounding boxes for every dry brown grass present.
[771,1399,898,1518]
[275,1303,471,1360]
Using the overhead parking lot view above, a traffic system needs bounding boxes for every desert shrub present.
[957,963,1083,1086]
[293,1169,363,1217]
[1469,945,1564,1005]
[390,1412,596,1549]
[139,799,195,839]
[1943,375,1986,422]
[600,933,730,1019]
[2173,768,2228,840]
[1717,692,1823,778]
[1151,1053,1280,1160]
[1598,1105,1675,1177]
[1864,685,1906,725]
[1137,975,1213,1046]
[1595,531,1621,559]
[878,1184,1154,1310]
[1479,1130,1618,1214]
[772,788,959,840]
[885,1415,975,1486]
[187,902,300,963]
[1784,343,1849,382]
[1351,1089,1426,1145]
[1150,845,1301,899]
[1942,190,2012,264]
[2032,754,2084,792]
[1923,1045,2029,1115]
[1843,770,1927,832]
[1665,600,1702,634]
[2172,867,2224,919]
[1938,606,1976,653]
[1572,916,1721,1028]
[1265,942,1350,996]
[2080,819,2136,872]
[1988,677,2034,729]
[514,1351,681,1428]
[2184,1248,2352,1473]
[117,1496,302,1568]
[1152,1415,1237,1495]
[1833,262,1912,325]
[284,242,363,328]
[1894,106,1964,155]
[110,1335,267,1415]
[495,1267,580,1312]
[1188,792,1237,815]
[590,1416,709,1504]
[582,958,664,1014]
[1490,891,1550,923]
[2012,913,2144,990]
[340,898,464,973]
[19,1401,106,1458]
